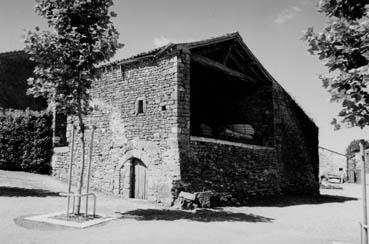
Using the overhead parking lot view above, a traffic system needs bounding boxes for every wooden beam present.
[232,47,264,82]
[191,54,256,84]
[223,44,233,65]
[223,41,237,65]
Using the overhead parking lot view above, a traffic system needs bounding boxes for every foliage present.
[25,0,123,115]
[345,139,369,156]
[24,0,123,214]
[318,0,369,21]
[302,0,369,129]
[0,109,53,174]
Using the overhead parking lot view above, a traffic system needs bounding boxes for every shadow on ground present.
[0,186,61,197]
[117,209,273,222]
[245,194,358,207]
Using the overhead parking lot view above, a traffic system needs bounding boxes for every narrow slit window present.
[120,65,125,80]
[136,99,144,114]
[138,100,144,113]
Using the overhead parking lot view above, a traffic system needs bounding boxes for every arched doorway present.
[128,158,147,199]
[114,150,151,198]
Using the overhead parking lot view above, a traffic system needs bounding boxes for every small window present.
[138,100,144,114]
[161,105,167,111]
[120,65,125,80]
[135,98,146,115]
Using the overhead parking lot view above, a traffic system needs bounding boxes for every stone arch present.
[113,149,152,195]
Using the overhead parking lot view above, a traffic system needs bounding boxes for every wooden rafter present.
[232,46,264,82]
[223,41,236,65]
[191,54,256,84]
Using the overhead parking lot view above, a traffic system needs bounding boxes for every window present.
[120,65,126,80]
[137,100,144,114]
[135,97,146,115]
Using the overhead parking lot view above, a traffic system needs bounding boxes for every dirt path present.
[0,170,362,244]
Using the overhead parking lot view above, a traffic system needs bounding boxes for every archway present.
[114,149,152,198]
[116,157,147,199]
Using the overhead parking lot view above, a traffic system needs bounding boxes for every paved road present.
[0,170,362,244]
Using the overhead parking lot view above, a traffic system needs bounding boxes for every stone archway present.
[113,149,151,197]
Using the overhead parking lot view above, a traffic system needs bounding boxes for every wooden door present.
[133,159,147,199]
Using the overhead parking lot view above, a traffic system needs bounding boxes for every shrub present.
[0,109,53,174]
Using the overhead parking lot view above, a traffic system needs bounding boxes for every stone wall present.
[272,81,319,195]
[52,54,182,204]
[182,137,281,203]
[319,147,346,177]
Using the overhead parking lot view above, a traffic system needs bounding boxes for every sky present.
[0,0,368,154]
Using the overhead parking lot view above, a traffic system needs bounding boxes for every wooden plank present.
[191,54,256,84]
[134,159,147,199]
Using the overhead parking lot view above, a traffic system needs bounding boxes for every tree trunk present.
[75,108,86,215]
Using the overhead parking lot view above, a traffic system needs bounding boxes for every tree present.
[25,0,123,214]
[302,0,369,129]
[346,139,369,156]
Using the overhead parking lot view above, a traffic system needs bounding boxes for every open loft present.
[188,36,274,147]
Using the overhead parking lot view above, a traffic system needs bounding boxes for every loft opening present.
[189,41,275,147]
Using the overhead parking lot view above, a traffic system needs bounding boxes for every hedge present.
[0,109,53,174]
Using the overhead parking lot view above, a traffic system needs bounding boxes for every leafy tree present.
[302,0,369,129]
[25,0,123,214]
[346,139,369,156]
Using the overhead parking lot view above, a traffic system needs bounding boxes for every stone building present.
[347,148,369,183]
[52,33,319,204]
[318,146,346,181]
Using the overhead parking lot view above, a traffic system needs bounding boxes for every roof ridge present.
[100,32,241,68]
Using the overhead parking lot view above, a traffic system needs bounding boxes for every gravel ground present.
[0,170,363,244]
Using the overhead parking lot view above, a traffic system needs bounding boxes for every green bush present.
[0,109,53,174]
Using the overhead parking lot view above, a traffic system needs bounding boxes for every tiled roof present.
[100,32,241,68]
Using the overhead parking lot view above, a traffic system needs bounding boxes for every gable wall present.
[52,55,182,203]
[272,81,319,195]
